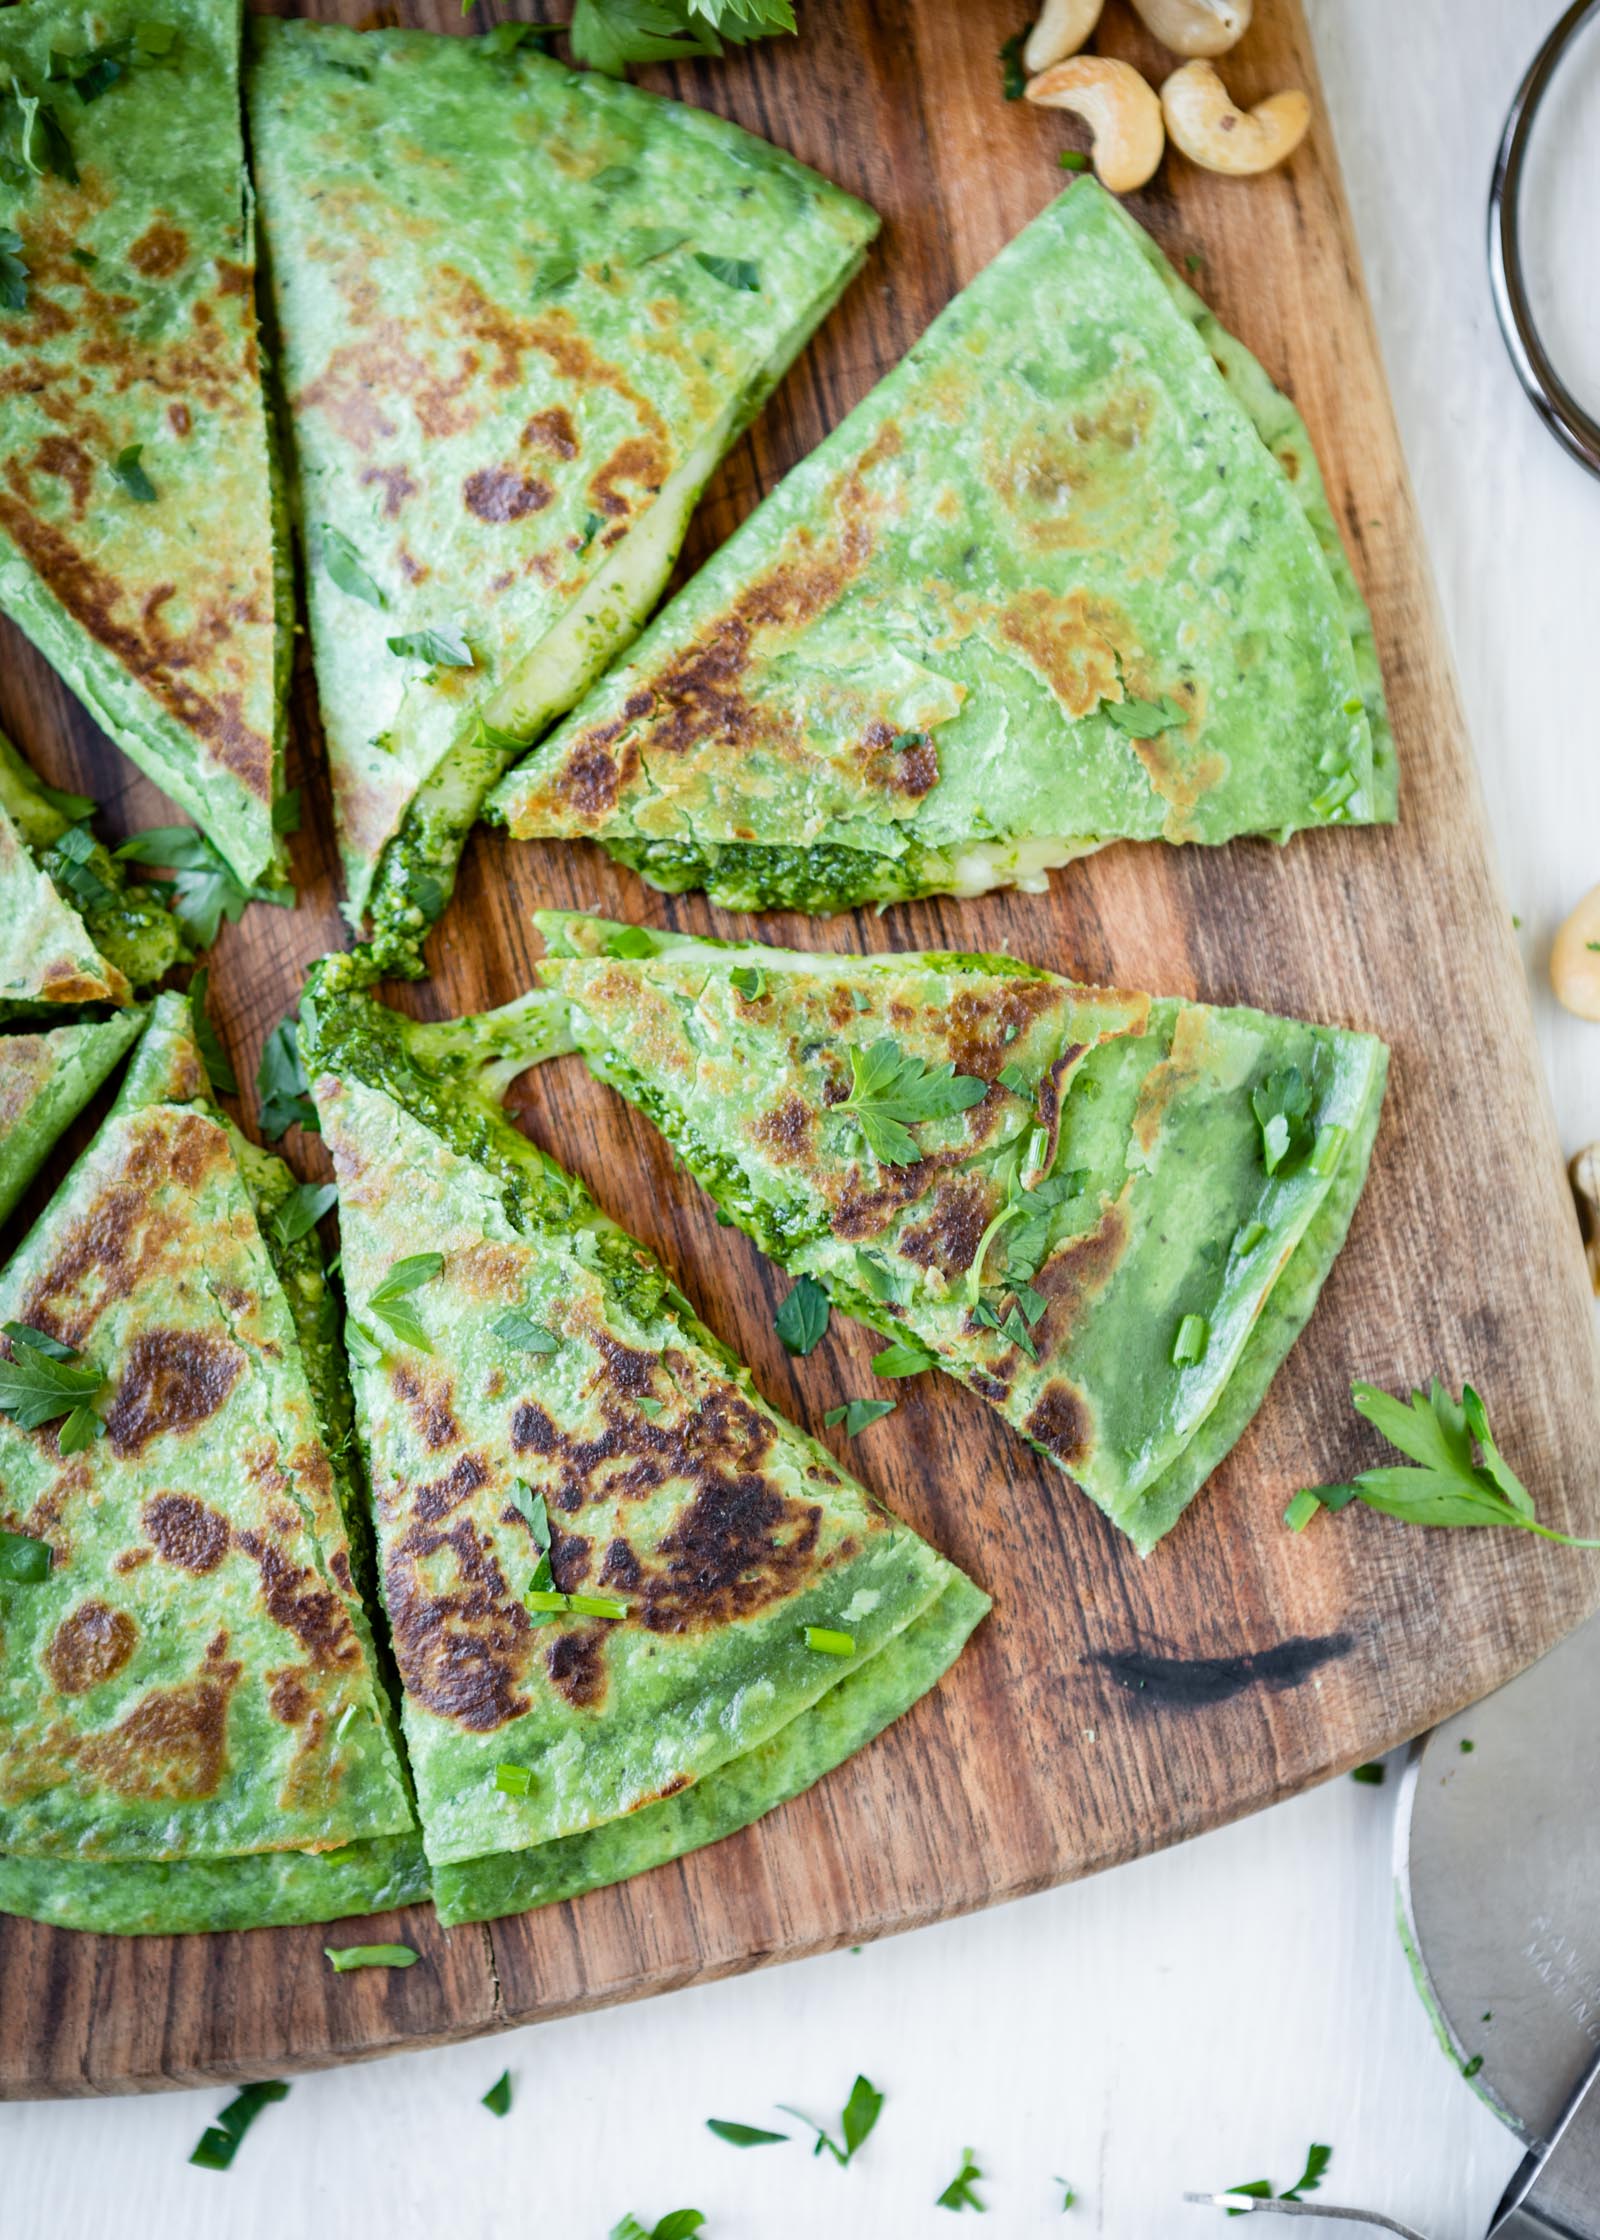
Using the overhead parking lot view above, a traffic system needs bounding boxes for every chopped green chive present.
[1350,1762,1385,1785]
[1308,1123,1348,1177]
[1462,2053,1484,2079]
[996,1062,1033,1098]
[188,2080,289,2170]
[693,251,759,291]
[1232,1220,1267,1256]
[111,442,157,502]
[1172,1313,1209,1367]
[524,1589,628,1620]
[1282,1488,1321,1532]
[803,1626,855,1658]
[1311,767,1358,818]
[481,2069,512,2117]
[324,1943,418,1972]
[494,1762,534,1796]
[729,965,765,1001]
[707,2118,789,2148]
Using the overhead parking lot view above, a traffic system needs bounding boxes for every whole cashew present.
[1024,0,1105,75]
[1025,57,1165,195]
[1160,59,1310,175]
[1128,0,1252,58]
[1551,884,1600,1020]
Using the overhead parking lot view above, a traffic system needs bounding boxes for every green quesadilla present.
[531,916,1388,1555]
[248,22,878,971]
[0,991,419,1935]
[301,960,985,1925]
[0,729,186,1019]
[0,0,292,891]
[491,180,1394,912]
[0,1010,143,1229]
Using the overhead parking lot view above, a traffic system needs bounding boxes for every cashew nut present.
[1160,59,1310,175]
[1025,57,1165,195]
[1571,1145,1600,1294]
[1551,884,1600,1020]
[1023,0,1105,74]
[1129,0,1252,58]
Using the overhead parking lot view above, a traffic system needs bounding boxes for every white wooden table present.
[6,4,1598,2232]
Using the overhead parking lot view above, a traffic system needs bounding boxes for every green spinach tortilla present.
[247,19,877,971]
[0,992,415,1935]
[532,916,1388,1554]
[300,959,985,1924]
[0,1011,143,1229]
[0,0,292,891]
[491,180,1393,912]
[0,729,186,1019]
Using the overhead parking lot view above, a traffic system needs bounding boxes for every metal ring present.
[1488,0,1600,479]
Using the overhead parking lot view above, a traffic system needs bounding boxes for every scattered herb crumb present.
[481,2069,512,2116]
[1462,2053,1484,2079]
[324,1943,418,1972]
[111,442,157,502]
[824,1397,897,1439]
[188,2080,289,2171]
[706,2118,788,2148]
[998,22,1031,100]
[937,2146,988,2211]
[1350,1762,1385,1785]
[1055,2177,1077,2211]
[1460,1738,1475,1754]
[1217,2143,1331,2214]
[609,2213,706,2240]
[778,2073,884,2167]
[1058,149,1088,171]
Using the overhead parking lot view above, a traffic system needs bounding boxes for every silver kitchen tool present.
[1182,1608,1600,2236]
[1489,0,1600,478]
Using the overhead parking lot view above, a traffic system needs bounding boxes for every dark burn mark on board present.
[144,1492,230,1573]
[1087,1632,1357,1709]
[105,1330,244,1457]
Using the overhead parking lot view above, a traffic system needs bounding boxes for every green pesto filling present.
[604,833,939,915]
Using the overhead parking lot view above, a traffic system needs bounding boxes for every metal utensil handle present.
[1182,2191,1430,2238]
[1489,2052,1600,2237]
[1488,0,1600,479]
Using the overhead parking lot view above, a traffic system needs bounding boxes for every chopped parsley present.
[115,823,257,948]
[257,1014,319,1139]
[774,1274,830,1356]
[1286,1380,1600,1546]
[1251,1066,1315,1176]
[998,23,1031,100]
[936,2146,987,2212]
[0,1323,105,1454]
[1055,2177,1077,2211]
[188,2080,289,2171]
[0,228,30,312]
[707,2119,788,2148]
[365,1253,445,1352]
[481,2069,512,2116]
[1350,1762,1385,1785]
[608,2214,706,2240]
[494,1310,561,1353]
[802,1626,854,1657]
[1216,2142,1331,2214]
[386,628,474,668]
[693,252,760,291]
[0,1528,51,1584]
[531,252,579,299]
[317,524,386,610]
[607,924,656,958]
[47,821,114,908]
[779,2073,883,2167]
[269,1182,337,1252]
[110,442,156,502]
[996,1062,1033,1098]
[870,1340,935,1378]
[188,966,237,1095]
[824,1397,896,1438]
[836,1036,987,1167]
[324,1943,418,1972]
[1103,693,1188,739]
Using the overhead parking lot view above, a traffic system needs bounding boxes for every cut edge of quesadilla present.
[0,731,189,1020]
[247,19,878,973]
[0,0,294,894]
[488,179,1391,914]
[0,1010,146,1232]
[0,988,416,1867]
[300,956,985,1899]
[529,914,1388,1555]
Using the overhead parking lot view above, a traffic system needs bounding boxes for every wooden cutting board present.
[3,0,1598,2101]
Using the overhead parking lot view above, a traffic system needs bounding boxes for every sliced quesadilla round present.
[533,915,1389,1555]
[490,180,1394,911]
[247,20,878,971]
[0,994,414,1902]
[0,0,292,891]
[301,960,985,1924]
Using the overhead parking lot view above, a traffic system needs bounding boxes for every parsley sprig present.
[609,2213,705,2240]
[257,1015,319,1140]
[836,1038,987,1167]
[115,825,265,948]
[936,2146,987,2212]
[1286,1382,1600,1545]
[364,1254,444,1353]
[1217,2142,1332,2214]
[779,2073,884,2167]
[0,1323,105,1454]
[567,0,797,77]
[775,1274,830,1356]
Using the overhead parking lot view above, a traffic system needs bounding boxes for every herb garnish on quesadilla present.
[491,181,1393,912]
[248,20,877,970]
[0,0,292,892]
[0,991,421,1935]
[531,916,1388,1554]
[300,959,985,1924]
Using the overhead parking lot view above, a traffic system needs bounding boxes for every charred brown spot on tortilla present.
[360,463,418,519]
[753,1094,814,1165]
[1029,1188,1132,1351]
[522,405,578,458]
[860,717,939,799]
[1131,1007,1212,1158]
[127,222,189,279]
[384,1515,531,1732]
[549,1526,593,1590]
[897,1174,995,1280]
[599,1536,642,1590]
[997,386,1157,548]
[71,1634,243,1802]
[550,725,641,821]
[636,1474,822,1634]
[591,1331,658,1401]
[1035,1042,1087,1168]
[144,1492,230,1574]
[997,587,1126,718]
[463,465,554,523]
[168,401,191,437]
[546,1628,607,1709]
[390,1362,461,1452]
[235,1531,363,1672]
[589,433,664,520]
[413,1451,489,1524]
[105,1330,245,1458]
[510,1399,560,1457]
[44,1600,137,1694]
[112,1546,152,1574]
[639,1771,692,1805]
[268,1669,312,1725]
[1024,1381,1091,1468]
[31,434,93,517]
[1130,722,1227,833]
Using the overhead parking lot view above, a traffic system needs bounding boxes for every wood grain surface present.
[3,0,1597,2101]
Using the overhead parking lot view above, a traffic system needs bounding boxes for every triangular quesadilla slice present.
[0,730,186,1019]
[491,180,1394,912]
[0,0,292,891]
[248,22,877,970]
[300,959,985,1925]
[0,1010,144,1230]
[0,992,419,1935]
[532,916,1388,1555]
